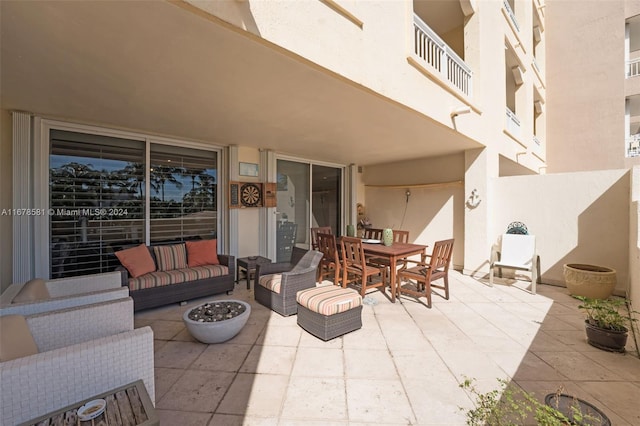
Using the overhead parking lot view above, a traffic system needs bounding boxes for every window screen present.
[49,130,145,278]
[149,143,217,243]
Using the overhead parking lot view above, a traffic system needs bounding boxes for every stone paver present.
[138,271,640,425]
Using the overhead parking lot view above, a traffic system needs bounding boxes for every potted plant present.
[459,377,609,425]
[575,296,638,353]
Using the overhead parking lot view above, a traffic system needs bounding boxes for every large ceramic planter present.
[585,321,628,353]
[545,393,611,425]
[183,300,251,344]
[563,264,616,299]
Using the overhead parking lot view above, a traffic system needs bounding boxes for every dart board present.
[240,183,263,207]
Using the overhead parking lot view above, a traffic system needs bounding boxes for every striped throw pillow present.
[153,244,188,271]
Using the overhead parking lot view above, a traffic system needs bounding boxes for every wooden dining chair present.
[316,232,341,285]
[363,228,384,240]
[340,236,387,297]
[392,230,410,244]
[396,239,454,308]
[311,226,332,250]
[368,230,410,276]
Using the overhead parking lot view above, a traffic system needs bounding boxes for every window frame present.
[33,118,227,278]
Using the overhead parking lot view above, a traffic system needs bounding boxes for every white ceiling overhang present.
[1,1,480,166]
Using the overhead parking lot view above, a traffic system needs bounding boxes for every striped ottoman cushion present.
[296,286,362,316]
[258,274,283,294]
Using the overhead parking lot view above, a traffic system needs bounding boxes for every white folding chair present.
[489,234,540,294]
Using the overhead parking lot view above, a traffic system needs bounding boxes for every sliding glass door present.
[276,159,342,259]
[311,165,341,234]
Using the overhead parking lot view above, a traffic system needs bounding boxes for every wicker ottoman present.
[296,285,363,341]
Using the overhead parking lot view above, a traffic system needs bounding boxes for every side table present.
[237,256,272,289]
[20,379,158,426]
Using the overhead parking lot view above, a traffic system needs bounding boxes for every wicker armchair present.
[0,271,128,317]
[254,248,323,316]
[0,298,155,425]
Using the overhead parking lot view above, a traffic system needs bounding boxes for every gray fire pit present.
[183,300,251,343]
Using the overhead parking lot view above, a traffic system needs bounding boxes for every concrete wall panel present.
[629,166,639,329]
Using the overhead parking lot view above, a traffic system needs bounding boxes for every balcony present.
[627,58,640,78]
[627,134,640,157]
[505,108,521,138]
[503,0,520,32]
[413,14,472,96]
[532,57,545,88]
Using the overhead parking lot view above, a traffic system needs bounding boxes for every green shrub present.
[459,378,604,426]
[575,296,638,332]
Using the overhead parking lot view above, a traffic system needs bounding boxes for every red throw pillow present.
[186,239,220,267]
[115,244,156,278]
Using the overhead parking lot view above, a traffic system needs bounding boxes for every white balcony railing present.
[505,108,521,138]
[627,58,640,78]
[627,134,640,157]
[503,0,520,32]
[413,14,472,96]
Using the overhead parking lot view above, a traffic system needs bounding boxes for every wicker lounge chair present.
[0,271,128,316]
[0,298,154,425]
[254,248,323,316]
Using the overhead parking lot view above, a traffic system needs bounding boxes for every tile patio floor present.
[134,271,640,425]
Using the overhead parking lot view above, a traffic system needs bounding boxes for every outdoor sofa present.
[114,239,235,311]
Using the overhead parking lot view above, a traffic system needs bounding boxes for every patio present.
[135,272,640,425]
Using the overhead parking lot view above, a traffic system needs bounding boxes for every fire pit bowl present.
[183,300,251,343]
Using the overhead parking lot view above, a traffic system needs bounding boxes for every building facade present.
[546,0,640,171]
[0,1,638,298]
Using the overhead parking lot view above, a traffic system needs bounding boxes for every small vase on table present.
[382,228,393,246]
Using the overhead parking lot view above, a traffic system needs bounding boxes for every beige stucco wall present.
[188,0,546,173]
[464,147,499,276]
[1,109,13,291]
[630,166,639,328]
[546,0,640,172]
[363,153,465,187]
[236,146,262,258]
[364,185,464,270]
[493,169,631,294]
[362,154,465,268]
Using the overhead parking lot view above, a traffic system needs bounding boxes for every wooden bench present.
[20,380,158,426]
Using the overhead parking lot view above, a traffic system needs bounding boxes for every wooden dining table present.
[361,241,428,302]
